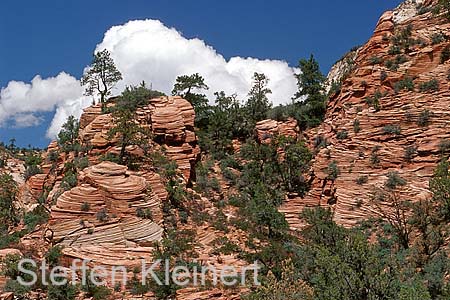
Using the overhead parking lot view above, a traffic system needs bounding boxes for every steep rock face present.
[282,1,450,230]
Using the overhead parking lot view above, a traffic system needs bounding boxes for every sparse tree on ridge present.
[81,49,123,111]
[246,72,272,124]
[172,73,210,127]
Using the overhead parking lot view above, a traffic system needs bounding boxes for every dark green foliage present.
[24,205,49,231]
[419,79,440,93]
[385,54,408,71]
[404,145,418,162]
[431,32,447,45]
[81,49,122,111]
[47,281,77,300]
[108,84,153,165]
[385,171,407,189]
[24,152,43,180]
[96,208,109,222]
[61,171,77,191]
[46,245,63,267]
[380,70,388,82]
[198,91,246,158]
[328,79,342,96]
[336,130,348,140]
[57,115,80,153]
[212,237,240,255]
[195,160,221,195]
[0,173,19,226]
[435,0,450,20]
[24,164,42,180]
[369,56,382,65]
[391,24,415,54]
[327,161,340,180]
[116,82,164,111]
[364,90,383,111]
[417,109,433,127]
[370,146,381,166]
[81,202,90,212]
[47,150,59,163]
[81,270,112,300]
[440,45,450,64]
[172,73,210,127]
[383,124,402,135]
[356,175,368,185]
[439,139,450,154]
[1,254,36,296]
[136,207,153,220]
[245,72,272,124]
[394,76,415,93]
[292,55,327,129]
[353,119,360,133]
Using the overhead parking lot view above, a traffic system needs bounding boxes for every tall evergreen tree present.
[246,72,272,124]
[293,55,327,129]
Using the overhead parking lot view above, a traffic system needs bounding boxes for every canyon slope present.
[281,0,450,229]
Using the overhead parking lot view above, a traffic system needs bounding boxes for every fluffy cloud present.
[0,72,83,129]
[0,19,299,140]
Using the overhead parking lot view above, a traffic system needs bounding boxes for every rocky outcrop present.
[255,118,299,143]
[282,1,450,230]
[79,96,199,181]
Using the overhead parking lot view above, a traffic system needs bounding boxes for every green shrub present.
[100,152,120,163]
[136,207,153,220]
[47,281,77,300]
[74,156,89,170]
[419,79,439,92]
[96,208,109,222]
[404,145,418,162]
[365,90,383,111]
[388,45,401,55]
[23,206,49,231]
[81,202,90,212]
[356,175,369,185]
[394,76,415,93]
[336,130,348,140]
[24,165,42,180]
[385,171,407,189]
[370,146,381,166]
[369,56,382,65]
[327,161,340,180]
[314,135,329,149]
[383,124,401,135]
[439,139,450,154]
[46,245,63,267]
[431,32,447,45]
[61,171,77,191]
[417,109,433,127]
[353,119,361,133]
[47,150,59,163]
[440,45,450,63]
[380,71,388,82]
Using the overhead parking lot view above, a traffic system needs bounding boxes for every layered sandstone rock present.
[255,118,299,143]
[79,96,199,181]
[282,1,450,230]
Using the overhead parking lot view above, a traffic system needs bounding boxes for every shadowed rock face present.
[281,1,450,230]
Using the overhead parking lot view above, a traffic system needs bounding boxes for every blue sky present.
[0,0,402,148]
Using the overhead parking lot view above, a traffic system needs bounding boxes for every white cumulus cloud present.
[0,19,299,140]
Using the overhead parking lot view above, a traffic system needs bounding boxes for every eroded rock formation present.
[282,0,450,230]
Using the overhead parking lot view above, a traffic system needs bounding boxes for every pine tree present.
[81,49,122,111]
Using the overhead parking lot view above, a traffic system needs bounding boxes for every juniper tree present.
[81,49,122,111]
